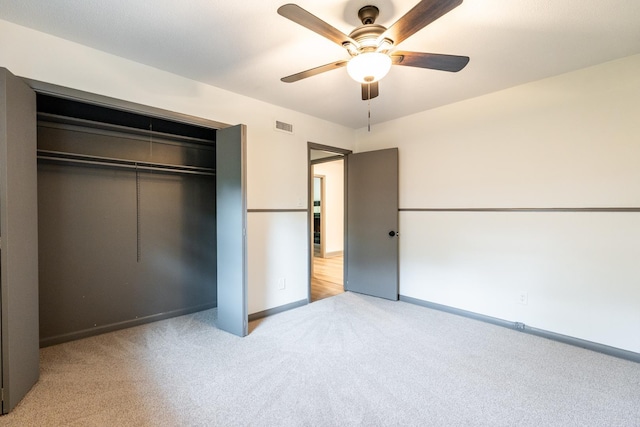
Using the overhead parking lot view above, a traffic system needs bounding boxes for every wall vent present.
[274,120,294,134]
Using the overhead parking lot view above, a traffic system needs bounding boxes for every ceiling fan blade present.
[281,60,348,83]
[382,0,463,46]
[278,4,356,47]
[361,82,379,100]
[392,51,469,72]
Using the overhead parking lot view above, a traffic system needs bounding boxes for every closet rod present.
[38,156,216,177]
[37,150,216,177]
[38,149,215,173]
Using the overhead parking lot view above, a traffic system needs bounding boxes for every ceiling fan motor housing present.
[358,5,379,25]
[349,5,391,52]
[349,24,388,50]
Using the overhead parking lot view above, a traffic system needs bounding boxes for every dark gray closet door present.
[216,124,248,336]
[0,68,39,413]
[346,148,399,300]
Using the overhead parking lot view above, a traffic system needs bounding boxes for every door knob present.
[388,231,397,237]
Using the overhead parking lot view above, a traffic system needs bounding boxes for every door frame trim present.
[307,143,351,303]
[313,174,327,258]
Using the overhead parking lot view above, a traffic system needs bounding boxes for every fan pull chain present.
[367,84,371,132]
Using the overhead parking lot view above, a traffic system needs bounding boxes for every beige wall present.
[355,54,640,353]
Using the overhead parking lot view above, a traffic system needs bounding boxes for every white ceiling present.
[1,0,639,129]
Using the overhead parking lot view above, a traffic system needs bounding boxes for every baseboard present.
[399,295,640,364]
[248,299,308,321]
[39,302,217,348]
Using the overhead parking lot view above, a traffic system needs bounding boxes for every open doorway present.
[308,143,350,302]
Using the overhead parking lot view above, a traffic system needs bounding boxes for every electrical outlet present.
[518,292,528,305]
[278,278,286,290]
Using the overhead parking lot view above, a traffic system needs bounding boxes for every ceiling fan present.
[278,0,469,101]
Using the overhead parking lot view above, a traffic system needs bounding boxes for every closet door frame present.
[23,80,247,338]
[24,84,247,321]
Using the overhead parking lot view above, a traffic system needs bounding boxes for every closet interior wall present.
[36,95,218,346]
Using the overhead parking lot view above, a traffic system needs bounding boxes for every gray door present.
[346,148,399,300]
[0,68,39,413]
[216,124,248,336]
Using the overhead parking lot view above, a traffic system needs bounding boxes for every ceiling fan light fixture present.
[347,52,392,84]
[359,36,379,48]
[343,41,360,57]
[376,38,394,54]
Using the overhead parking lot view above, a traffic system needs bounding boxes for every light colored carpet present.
[3,292,639,426]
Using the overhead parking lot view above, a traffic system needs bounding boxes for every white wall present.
[355,54,640,353]
[247,212,308,314]
[0,19,355,315]
[313,159,344,255]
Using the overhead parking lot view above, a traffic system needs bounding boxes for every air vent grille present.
[275,120,294,134]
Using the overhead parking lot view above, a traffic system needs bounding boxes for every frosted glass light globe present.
[347,52,392,83]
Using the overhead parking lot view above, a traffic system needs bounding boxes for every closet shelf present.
[38,112,216,147]
[37,149,216,177]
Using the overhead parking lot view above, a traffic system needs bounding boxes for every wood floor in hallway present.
[311,255,344,302]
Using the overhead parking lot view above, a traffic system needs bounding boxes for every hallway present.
[311,255,344,302]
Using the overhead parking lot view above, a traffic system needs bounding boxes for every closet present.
[0,67,247,414]
[37,94,218,346]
